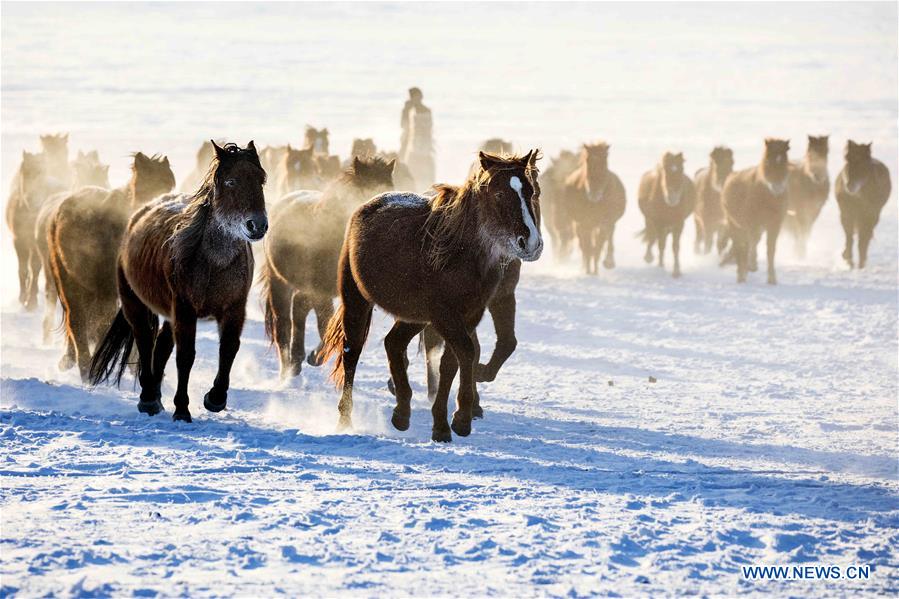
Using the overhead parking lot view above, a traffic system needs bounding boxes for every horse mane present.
[423,152,535,271]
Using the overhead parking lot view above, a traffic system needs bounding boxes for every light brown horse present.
[693,146,734,255]
[835,141,891,269]
[321,150,542,442]
[723,138,791,284]
[261,156,395,377]
[785,135,830,258]
[47,153,175,377]
[274,145,320,198]
[350,138,377,159]
[562,143,626,274]
[6,151,55,310]
[36,150,111,344]
[180,141,216,193]
[260,145,288,177]
[539,149,579,260]
[481,138,514,156]
[638,152,696,278]
[89,142,267,422]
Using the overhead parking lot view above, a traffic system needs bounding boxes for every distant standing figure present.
[399,87,435,189]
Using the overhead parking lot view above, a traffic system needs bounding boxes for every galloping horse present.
[47,153,175,377]
[722,138,791,284]
[835,141,891,269]
[693,146,734,255]
[539,149,579,260]
[261,156,395,377]
[321,150,542,442]
[785,135,830,258]
[274,145,320,198]
[638,152,695,278]
[563,143,626,275]
[89,142,268,422]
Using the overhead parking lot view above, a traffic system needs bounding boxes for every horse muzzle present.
[245,215,268,241]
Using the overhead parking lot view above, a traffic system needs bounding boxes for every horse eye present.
[224,178,236,188]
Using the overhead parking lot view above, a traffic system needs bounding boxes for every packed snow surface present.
[2,2,897,596]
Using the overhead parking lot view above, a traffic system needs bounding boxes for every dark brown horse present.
[539,149,579,260]
[693,146,734,255]
[321,150,542,442]
[638,152,696,278]
[723,138,791,284]
[36,150,110,344]
[784,135,830,258]
[274,145,320,198]
[562,143,626,274]
[261,156,395,378]
[89,142,267,422]
[835,141,891,269]
[47,152,175,377]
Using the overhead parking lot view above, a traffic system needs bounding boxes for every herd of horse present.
[4,129,892,440]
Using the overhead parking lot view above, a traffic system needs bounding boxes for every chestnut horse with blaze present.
[322,151,543,442]
[89,142,268,422]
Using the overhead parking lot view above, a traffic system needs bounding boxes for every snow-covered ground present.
[2,2,897,597]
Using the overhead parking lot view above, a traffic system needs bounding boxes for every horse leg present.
[643,221,655,263]
[694,217,703,254]
[657,228,667,268]
[26,241,41,311]
[430,341,458,442]
[384,321,426,431]
[602,224,616,269]
[287,293,311,375]
[431,317,476,438]
[307,296,335,366]
[171,301,198,422]
[204,305,245,413]
[264,275,297,377]
[858,216,876,269]
[423,325,443,402]
[151,321,174,391]
[48,249,77,370]
[118,269,162,415]
[748,228,760,272]
[336,267,373,431]
[41,250,58,345]
[840,209,854,268]
[766,222,780,285]
[672,223,683,278]
[733,230,748,283]
[12,237,31,309]
[576,223,592,275]
[476,292,516,384]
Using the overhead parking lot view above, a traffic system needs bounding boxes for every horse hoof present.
[450,417,471,437]
[603,259,615,270]
[387,378,396,396]
[672,270,681,279]
[137,398,163,416]
[24,300,38,313]
[281,362,301,378]
[306,351,323,367]
[172,409,192,423]
[472,404,484,420]
[203,391,227,413]
[431,426,452,443]
[390,409,410,432]
[337,415,353,432]
[58,354,75,371]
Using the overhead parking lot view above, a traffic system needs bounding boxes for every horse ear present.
[386,158,396,173]
[247,140,257,155]
[353,156,363,171]
[322,128,329,136]
[478,151,496,171]
[784,140,790,151]
[163,156,170,166]
[528,149,541,168]
[211,140,226,160]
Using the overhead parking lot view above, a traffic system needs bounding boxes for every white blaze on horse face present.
[509,176,541,256]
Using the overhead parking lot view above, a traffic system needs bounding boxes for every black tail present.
[88,309,135,387]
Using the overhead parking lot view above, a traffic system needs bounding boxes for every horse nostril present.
[246,219,257,233]
[516,236,527,251]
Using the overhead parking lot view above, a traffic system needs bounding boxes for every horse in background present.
[638,152,696,278]
[47,152,175,378]
[481,138,514,155]
[261,156,395,378]
[562,143,626,274]
[693,146,734,255]
[6,152,53,310]
[180,141,216,193]
[539,149,579,260]
[321,150,542,442]
[722,138,791,284]
[350,138,377,159]
[274,145,320,198]
[36,150,111,343]
[305,126,330,156]
[260,145,289,177]
[39,133,74,189]
[785,135,830,258]
[89,142,267,422]
[835,140,891,269]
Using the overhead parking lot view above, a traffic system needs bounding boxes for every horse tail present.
[88,309,135,387]
[320,303,347,388]
[258,260,276,346]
